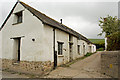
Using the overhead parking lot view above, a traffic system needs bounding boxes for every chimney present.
[60,19,62,24]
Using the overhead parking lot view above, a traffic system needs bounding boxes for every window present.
[14,11,22,24]
[78,45,80,54]
[58,43,63,55]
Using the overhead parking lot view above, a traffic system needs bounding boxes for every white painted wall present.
[105,37,107,50]
[72,37,78,59]
[0,31,2,58]
[43,24,54,62]
[78,39,88,55]
[2,3,53,62]
[55,29,69,65]
[92,44,96,52]
[1,2,96,66]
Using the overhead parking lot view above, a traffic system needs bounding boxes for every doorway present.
[69,43,73,61]
[83,45,85,55]
[13,37,21,62]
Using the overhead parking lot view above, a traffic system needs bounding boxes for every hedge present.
[107,31,120,51]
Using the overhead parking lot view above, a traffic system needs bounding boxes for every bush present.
[107,31,120,51]
[97,48,104,51]
[85,53,92,57]
[95,43,105,50]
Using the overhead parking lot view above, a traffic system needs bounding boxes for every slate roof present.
[0,1,92,44]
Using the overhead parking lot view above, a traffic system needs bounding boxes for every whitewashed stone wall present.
[2,3,53,62]
[1,2,97,75]
[55,29,69,65]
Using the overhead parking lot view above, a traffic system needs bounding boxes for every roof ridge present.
[19,1,92,44]
[0,1,92,44]
[19,1,77,31]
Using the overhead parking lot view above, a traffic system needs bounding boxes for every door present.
[13,37,21,62]
[17,38,21,62]
[54,51,57,68]
[69,43,73,61]
[89,46,91,53]
[83,45,85,55]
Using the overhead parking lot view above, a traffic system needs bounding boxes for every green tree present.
[98,15,120,51]
[98,15,119,37]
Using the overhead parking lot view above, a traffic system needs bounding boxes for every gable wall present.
[2,3,53,61]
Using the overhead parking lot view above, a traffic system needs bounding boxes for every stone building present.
[0,1,96,75]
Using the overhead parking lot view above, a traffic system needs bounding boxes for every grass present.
[89,39,105,44]
[84,53,93,57]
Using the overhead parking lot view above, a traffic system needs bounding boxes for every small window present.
[14,11,22,24]
[58,43,63,55]
[78,45,80,55]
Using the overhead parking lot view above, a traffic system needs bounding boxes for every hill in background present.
[89,39,105,44]
[89,39,105,51]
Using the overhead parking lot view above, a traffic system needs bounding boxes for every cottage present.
[0,1,96,75]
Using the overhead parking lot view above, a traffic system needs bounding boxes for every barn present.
[0,1,96,75]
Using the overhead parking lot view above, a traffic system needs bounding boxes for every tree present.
[107,31,120,51]
[98,15,120,51]
[98,15,119,37]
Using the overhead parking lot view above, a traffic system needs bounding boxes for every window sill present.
[12,22,22,25]
[58,55,64,57]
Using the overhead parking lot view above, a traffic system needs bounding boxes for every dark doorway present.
[13,37,21,62]
[54,51,57,68]
[17,38,21,62]
[83,45,85,55]
[69,43,73,61]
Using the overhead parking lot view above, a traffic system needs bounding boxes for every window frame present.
[58,42,64,55]
[13,11,23,25]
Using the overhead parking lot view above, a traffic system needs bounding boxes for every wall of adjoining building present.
[101,51,120,78]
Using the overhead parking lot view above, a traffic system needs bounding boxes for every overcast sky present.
[0,0,119,39]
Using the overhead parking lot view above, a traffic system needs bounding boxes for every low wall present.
[2,59,54,75]
[101,51,120,78]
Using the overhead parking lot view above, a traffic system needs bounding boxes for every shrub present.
[95,43,105,50]
[107,31,120,51]
[85,53,92,57]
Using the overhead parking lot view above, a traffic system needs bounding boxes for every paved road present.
[45,52,111,78]
[1,52,111,78]
[2,71,29,78]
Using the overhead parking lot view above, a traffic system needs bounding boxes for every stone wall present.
[101,51,120,78]
[2,59,54,75]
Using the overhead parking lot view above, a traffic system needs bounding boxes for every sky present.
[0,0,119,39]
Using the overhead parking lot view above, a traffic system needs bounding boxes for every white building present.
[0,1,96,75]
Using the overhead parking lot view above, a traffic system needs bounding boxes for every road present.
[1,52,110,78]
[44,52,110,78]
